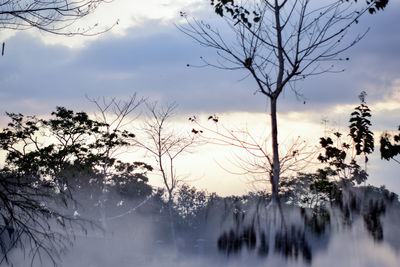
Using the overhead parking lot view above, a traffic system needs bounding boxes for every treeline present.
[0,95,399,266]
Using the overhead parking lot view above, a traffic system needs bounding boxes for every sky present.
[0,0,399,196]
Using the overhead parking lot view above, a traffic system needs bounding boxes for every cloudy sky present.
[0,0,399,196]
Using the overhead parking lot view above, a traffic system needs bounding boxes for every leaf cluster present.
[210,0,388,27]
[380,125,400,162]
[210,0,260,27]
[110,161,153,199]
[349,93,374,162]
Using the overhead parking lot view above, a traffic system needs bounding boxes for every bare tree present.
[134,102,197,245]
[87,95,144,229]
[190,114,317,193]
[178,0,386,201]
[0,0,112,35]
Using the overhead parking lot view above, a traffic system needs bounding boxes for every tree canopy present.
[0,106,152,265]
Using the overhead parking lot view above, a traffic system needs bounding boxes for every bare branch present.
[0,0,115,37]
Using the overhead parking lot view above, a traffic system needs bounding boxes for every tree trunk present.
[271,0,282,202]
[168,193,177,251]
[270,97,280,201]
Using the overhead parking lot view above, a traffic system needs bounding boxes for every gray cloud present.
[0,2,399,118]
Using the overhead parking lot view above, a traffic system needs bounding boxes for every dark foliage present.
[316,94,375,186]
[209,0,389,27]
[210,0,260,27]
[0,170,82,266]
[363,199,386,241]
[349,91,374,163]
[274,225,312,262]
[0,107,152,265]
[380,126,400,162]
[111,161,153,200]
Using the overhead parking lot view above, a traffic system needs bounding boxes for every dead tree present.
[134,102,197,246]
[190,114,317,193]
[87,95,144,229]
[178,0,386,201]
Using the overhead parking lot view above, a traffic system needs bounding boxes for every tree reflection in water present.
[216,186,398,264]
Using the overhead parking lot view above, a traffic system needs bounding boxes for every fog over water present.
[3,186,400,267]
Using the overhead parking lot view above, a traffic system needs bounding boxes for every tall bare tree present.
[136,103,196,205]
[179,0,387,201]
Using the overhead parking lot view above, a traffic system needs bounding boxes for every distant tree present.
[190,115,316,192]
[68,159,154,222]
[134,102,197,246]
[315,92,374,186]
[95,160,154,223]
[135,102,197,207]
[111,161,153,200]
[87,95,145,229]
[179,0,387,201]
[0,107,103,189]
[174,184,208,228]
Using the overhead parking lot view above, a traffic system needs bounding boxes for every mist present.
[2,184,399,267]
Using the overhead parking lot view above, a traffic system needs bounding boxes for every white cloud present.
[19,0,206,48]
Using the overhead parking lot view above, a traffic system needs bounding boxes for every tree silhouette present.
[87,95,144,229]
[0,105,152,265]
[0,108,101,265]
[380,126,400,164]
[0,0,111,35]
[315,94,375,189]
[190,115,316,192]
[134,102,198,247]
[179,0,387,201]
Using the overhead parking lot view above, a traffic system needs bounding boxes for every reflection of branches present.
[216,193,314,262]
[190,115,318,191]
[0,172,87,266]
